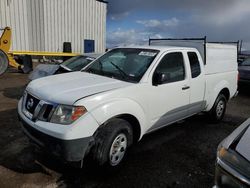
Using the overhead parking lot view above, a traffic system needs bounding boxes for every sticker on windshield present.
[138,51,157,57]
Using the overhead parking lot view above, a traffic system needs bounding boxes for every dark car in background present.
[29,54,101,80]
[238,58,250,84]
[214,118,250,188]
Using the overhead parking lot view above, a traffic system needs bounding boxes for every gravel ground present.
[0,70,250,188]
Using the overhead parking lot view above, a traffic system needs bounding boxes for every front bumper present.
[215,160,250,188]
[17,96,100,162]
[19,115,94,162]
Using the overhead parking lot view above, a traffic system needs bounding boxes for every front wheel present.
[109,133,128,166]
[92,118,133,168]
[209,94,227,123]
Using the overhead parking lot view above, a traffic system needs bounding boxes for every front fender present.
[89,98,147,139]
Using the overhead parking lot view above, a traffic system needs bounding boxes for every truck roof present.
[116,45,197,52]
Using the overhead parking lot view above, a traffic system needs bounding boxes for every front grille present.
[23,92,55,121]
[25,94,40,114]
[37,104,54,121]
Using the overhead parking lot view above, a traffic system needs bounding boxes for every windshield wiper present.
[109,61,130,80]
[60,64,72,71]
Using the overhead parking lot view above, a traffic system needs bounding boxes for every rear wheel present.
[209,94,227,123]
[92,118,133,168]
[0,50,8,76]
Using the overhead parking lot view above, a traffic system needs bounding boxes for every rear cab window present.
[187,52,201,78]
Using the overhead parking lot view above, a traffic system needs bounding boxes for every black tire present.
[209,94,227,123]
[0,49,9,76]
[92,118,133,167]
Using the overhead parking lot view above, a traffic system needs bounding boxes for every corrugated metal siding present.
[42,0,107,53]
[0,0,106,53]
[26,0,45,51]
[0,0,30,50]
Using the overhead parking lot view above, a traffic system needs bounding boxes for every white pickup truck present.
[18,43,238,167]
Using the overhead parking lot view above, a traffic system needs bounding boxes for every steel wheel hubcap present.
[216,100,225,118]
[109,133,127,166]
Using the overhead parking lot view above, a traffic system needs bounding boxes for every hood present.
[220,118,250,162]
[27,72,132,105]
[235,124,250,162]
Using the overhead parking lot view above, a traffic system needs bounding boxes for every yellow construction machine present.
[0,27,17,75]
[0,27,80,75]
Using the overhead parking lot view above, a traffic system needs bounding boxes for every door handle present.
[182,86,190,90]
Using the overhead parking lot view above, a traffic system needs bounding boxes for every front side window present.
[187,52,201,78]
[154,52,185,84]
[84,48,159,83]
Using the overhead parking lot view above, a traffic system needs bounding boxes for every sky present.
[106,0,250,50]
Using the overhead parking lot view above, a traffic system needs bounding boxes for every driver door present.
[147,51,190,132]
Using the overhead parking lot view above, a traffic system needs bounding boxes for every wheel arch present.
[205,81,230,111]
[113,114,141,143]
[90,98,147,141]
[94,114,142,143]
[219,88,230,101]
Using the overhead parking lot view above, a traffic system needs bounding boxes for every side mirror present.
[152,72,170,86]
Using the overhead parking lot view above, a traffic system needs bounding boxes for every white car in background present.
[29,54,101,80]
[18,44,238,168]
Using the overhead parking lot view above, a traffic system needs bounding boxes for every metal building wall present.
[42,0,107,53]
[0,0,30,51]
[26,0,45,51]
[0,0,107,53]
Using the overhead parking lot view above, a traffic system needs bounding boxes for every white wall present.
[0,0,107,53]
[0,0,30,51]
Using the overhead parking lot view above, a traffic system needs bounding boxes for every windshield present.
[61,55,95,71]
[83,48,159,83]
[241,58,250,66]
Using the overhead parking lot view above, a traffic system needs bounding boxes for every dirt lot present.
[0,70,250,188]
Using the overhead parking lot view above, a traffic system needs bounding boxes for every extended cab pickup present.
[18,44,238,167]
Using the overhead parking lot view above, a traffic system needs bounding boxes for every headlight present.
[217,146,228,161]
[23,90,27,97]
[217,146,250,180]
[50,105,87,125]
